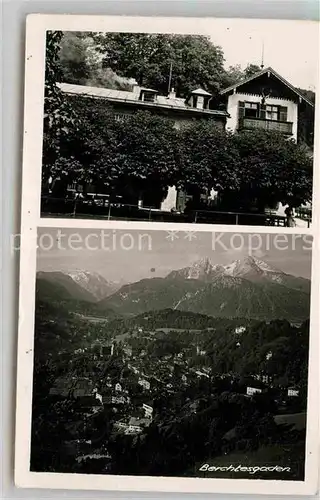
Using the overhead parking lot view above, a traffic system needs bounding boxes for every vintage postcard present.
[23,14,318,229]
[15,14,319,496]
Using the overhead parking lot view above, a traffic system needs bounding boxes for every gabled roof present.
[191,87,212,96]
[220,66,314,106]
[140,87,159,93]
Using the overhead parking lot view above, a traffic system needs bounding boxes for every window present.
[141,91,157,103]
[197,96,204,109]
[279,106,288,122]
[244,102,259,118]
[266,105,278,121]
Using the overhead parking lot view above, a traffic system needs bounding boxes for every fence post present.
[194,211,197,223]
[73,199,77,217]
[107,203,111,220]
[235,214,239,225]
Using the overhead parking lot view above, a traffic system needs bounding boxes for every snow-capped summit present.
[223,256,284,283]
[187,257,213,279]
[165,255,309,292]
[167,255,285,283]
[167,257,223,281]
[66,270,120,300]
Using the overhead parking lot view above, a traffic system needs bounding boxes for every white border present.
[15,14,320,495]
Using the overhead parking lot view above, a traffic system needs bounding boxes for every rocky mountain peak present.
[189,257,213,274]
[66,270,120,300]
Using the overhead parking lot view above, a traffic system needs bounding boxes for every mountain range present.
[100,256,310,322]
[37,270,120,302]
[167,256,310,292]
[37,256,310,322]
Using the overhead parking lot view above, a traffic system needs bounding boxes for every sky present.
[63,18,319,92]
[207,18,319,90]
[37,227,312,284]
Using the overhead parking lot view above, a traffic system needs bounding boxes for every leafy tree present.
[43,31,79,193]
[59,32,93,84]
[60,95,120,192]
[176,120,240,196]
[297,88,316,105]
[59,32,133,90]
[61,99,178,203]
[43,32,133,197]
[244,63,262,78]
[296,88,315,147]
[220,129,313,211]
[224,64,244,85]
[94,33,227,97]
[113,110,178,202]
[224,63,261,87]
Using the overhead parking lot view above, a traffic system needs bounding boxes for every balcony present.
[240,117,293,135]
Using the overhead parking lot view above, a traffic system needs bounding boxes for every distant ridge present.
[37,270,120,302]
[99,256,310,322]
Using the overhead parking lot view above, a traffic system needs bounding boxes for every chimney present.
[169,87,176,99]
[130,79,140,95]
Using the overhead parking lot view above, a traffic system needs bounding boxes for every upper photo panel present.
[41,22,317,228]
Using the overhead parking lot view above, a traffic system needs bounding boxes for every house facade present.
[221,66,313,143]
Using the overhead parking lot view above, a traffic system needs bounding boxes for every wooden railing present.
[240,117,293,135]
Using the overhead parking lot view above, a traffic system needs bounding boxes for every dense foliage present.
[94,33,227,97]
[296,88,315,147]
[221,130,313,210]
[223,63,262,87]
[43,31,80,193]
[59,32,134,89]
[55,97,179,204]
[175,120,240,193]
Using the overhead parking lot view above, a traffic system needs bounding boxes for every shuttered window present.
[238,101,246,128]
[240,101,288,123]
[238,101,245,119]
[279,106,288,122]
[244,102,259,118]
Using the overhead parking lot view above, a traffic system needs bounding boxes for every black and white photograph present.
[14,14,319,496]
[40,19,317,227]
[30,228,313,481]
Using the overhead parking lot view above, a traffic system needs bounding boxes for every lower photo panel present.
[31,227,313,481]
